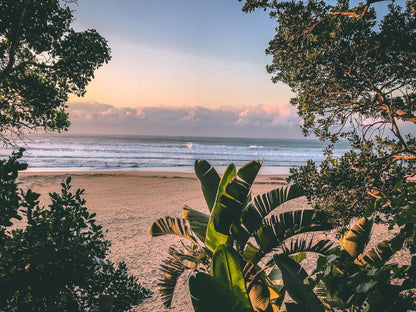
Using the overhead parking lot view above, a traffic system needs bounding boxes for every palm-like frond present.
[149,216,199,246]
[158,252,187,308]
[255,209,331,257]
[158,246,203,308]
[241,184,304,234]
[282,237,335,256]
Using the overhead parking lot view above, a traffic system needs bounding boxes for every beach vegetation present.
[151,160,416,310]
[239,0,416,228]
[149,160,333,311]
[238,0,416,309]
[313,211,416,311]
[0,0,111,144]
[0,151,152,311]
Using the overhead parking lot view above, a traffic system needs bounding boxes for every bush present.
[0,151,152,311]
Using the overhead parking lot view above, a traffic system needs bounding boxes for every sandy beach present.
[16,171,288,311]
[16,171,409,311]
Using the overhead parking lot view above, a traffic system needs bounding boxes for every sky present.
[66,0,303,138]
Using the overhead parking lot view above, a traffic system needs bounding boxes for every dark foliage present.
[240,0,416,226]
[0,0,111,143]
[0,152,151,311]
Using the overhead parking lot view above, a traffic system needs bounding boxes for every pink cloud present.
[66,101,303,138]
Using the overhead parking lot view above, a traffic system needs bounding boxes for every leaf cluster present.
[149,160,333,311]
[0,0,111,142]
[0,152,151,311]
[313,205,416,311]
[240,0,416,147]
[289,140,416,226]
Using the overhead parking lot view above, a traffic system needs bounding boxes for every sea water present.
[0,134,351,174]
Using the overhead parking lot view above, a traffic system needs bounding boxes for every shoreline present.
[19,169,289,178]
[22,165,293,175]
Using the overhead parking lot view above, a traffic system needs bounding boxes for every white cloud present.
[66,101,303,138]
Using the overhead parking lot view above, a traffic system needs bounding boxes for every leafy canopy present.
[241,0,416,146]
[0,0,111,143]
[240,0,416,225]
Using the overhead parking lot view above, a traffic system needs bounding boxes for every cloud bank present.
[67,101,303,138]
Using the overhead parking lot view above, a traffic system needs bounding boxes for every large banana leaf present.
[205,164,236,251]
[182,205,210,242]
[213,160,262,235]
[340,217,373,258]
[210,244,252,310]
[194,160,220,212]
[149,216,199,246]
[241,184,304,234]
[189,272,251,312]
[274,253,324,312]
[255,209,330,259]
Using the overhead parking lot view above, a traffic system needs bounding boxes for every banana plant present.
[149,160,333,311]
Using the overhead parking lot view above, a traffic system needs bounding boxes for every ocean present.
[1,134,351,174]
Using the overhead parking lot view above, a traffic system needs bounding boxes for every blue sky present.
[65,0,400,138]
[65,0,304,138]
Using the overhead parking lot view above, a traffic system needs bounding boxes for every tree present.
[240,0,416,226]
[0,1,152,310]
[0,0,111,144]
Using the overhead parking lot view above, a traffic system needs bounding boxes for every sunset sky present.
[65,1,393,138]
[63,0,306,138]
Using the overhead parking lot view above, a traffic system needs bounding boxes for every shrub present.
[0,151,152,311]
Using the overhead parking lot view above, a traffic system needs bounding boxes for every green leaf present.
[98,295,114,312]
[189,272,250,312]
[205,164,236,251]
[148,216,199,245]
[241,184,304,234]
[194,160,221,212]
[255,209,329,258]
[237,159,262,186]
[211,244,252,311]
[274,254,324,312]
[182,205,210,242]
[213,160,262,236]
[282,237,334,256]
[364,202,376,218]
[291,252,306,264]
